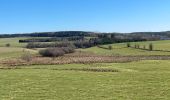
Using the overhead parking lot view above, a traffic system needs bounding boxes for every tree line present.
[19,36,85,43]
[26,36,147,49]
[1,31,170,41]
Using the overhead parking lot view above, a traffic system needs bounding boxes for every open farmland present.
[1,0,170,99]
[0,47,37,60]
[0,37,170,100]
[1,60,170,100]
[80,40,170,56]
[0,37,28,47]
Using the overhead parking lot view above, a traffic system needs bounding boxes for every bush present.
[39,48,64,57]
[149,43,153,51]
[134,44,137,48]
[5,43,10,47]
[137,44,140,49]
[143,45,146,49]
[21,52,32,62]
[26,42,75,49]
[39,47,75,57]
[26,42,36,48]
[62,47,75,54]
[127,43,131,47]
[108,45,112,50]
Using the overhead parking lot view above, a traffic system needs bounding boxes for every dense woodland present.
[1,31,170,39]
[1,31,170,49]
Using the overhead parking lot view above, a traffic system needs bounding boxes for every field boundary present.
[1,55,170,67]
[129,47,170,52]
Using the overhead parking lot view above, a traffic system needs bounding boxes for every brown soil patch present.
[1,55,170,67]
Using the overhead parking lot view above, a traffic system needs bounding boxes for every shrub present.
[26,42,36,48]
[26,42,75,49]
[137,44,140,49]
[62,68,119,72]
[39,47,75,57]
[21,52,32,62]
[143,45,146,49]
[149,43,153,51]
[108,45,112,50]
[5,43,10,47]
[62,47,75,54]
[134,44,137,48]
[39,48,64,57]
[127,43,131,47]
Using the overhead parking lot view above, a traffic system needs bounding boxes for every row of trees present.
[26,37,147,49]
[0,31,93,38]
[19,36,85,43]
[127,43,153,51]
[1,31,170,41]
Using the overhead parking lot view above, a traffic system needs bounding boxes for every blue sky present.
[0,0,170,34]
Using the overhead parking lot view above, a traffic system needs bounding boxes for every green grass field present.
[0,47,25,59]
[0,47,37,60]
[0,37,28,47]
[1,37,170,56]
[81,40,170,56]
[1,38,170,99]
[1,60,170,100]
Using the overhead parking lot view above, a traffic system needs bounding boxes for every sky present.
[0,0,170,34]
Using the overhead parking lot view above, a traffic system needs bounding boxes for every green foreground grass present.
[1,60,170,100]
[1,38,170,99]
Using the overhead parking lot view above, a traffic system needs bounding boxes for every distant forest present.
[1,31,170,48]
[0,31,170,40]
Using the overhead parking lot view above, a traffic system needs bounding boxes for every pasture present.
[0,37,28,47]
[0,47,37,60]
[0,38,170,100]
[81,40,170,56]
[0,60,170,100]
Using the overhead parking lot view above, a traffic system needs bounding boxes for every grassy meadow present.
[1,38,170,99]
[80,40,170,56]
[0,37,28,47]
[0,47,37,60]
[1,60,170,100]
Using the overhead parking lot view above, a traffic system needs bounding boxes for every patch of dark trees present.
[1,31,170,40]
[127,43,170,52]
[26,37,146,49]
[39,47,75,57]
[0,31,93,38]
[1,30,170,49]
[19,36,85,43]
